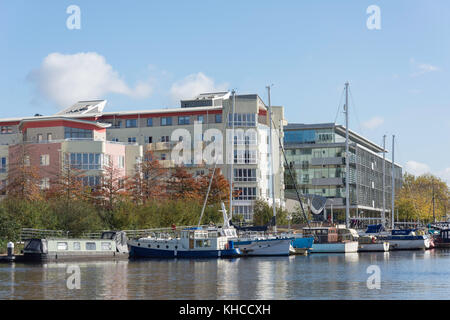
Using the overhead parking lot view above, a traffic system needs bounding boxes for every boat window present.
[57,242,68,251]
[86,242,96,250]
[101,242,112,251]
[73,242,81,250]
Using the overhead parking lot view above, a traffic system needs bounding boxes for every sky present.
[0,0,449,183]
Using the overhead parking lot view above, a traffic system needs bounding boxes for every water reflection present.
[1,251,450,300]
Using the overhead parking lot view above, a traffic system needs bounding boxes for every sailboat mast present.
[267,85,277,233]
[382,134,386,228]
[391,135,395,228]
[345,82,350,228]
[229,90,236,219]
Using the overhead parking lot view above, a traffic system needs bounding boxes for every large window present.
[0,157,6,173]
[234,187,257,200]
[64,127,93,139]
[215,114,222,123]
[234,168,257,182]
[126,119,137,128]
[228,113,256,127]
[82,176,101,187]
[1,126,12,134]
[178,116,190,125]
[67,153,102,170]
[40,154,49,166]
[161,117,172,126]
[234,150,257,164]
[147,118,153,127]
[284,130,316,144]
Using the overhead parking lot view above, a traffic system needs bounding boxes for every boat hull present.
[234,238,292,256]
[387,238,430,250]
[358,242,390,252]
[292,237,314,250]
[128,244,240,259]
[310,241,359,253]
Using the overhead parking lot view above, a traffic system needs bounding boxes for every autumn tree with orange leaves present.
[127,150,168,204]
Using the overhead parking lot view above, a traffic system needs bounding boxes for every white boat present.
[311,241,359,253]
[358,235,390,252]
[233,235,293,256]
[303,227,359,253]
[362,225,430,250]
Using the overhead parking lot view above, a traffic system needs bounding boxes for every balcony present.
[146,142,177,151]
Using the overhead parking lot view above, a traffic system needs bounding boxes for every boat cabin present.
[439,229,450,243]
[303,227,338,244]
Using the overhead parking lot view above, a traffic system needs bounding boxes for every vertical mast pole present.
[382,134,386,228]
[345,82,350,228]
[391,135,395,228]
[229,90,236,219]
[267,85,277,233]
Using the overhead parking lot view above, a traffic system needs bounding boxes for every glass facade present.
[64,127,93,139]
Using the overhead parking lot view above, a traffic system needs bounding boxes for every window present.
[0,157,6,173]
[161,136,169,142]
[40,154,49,166]
[234,187,257,200]
[178,116,190,125]
[57,242,68,251]
[86,242,96,250]
[147,118,153,127]
[47,133,52,141]
[161,154,167,160]
[215,114,222,123]
[101,242,112,251]
[0,126,12,134]
[73,242,81,250]
[82,176,101,187]
[40,178,50,190]
[128,137,137,143]
[148,136,153,143]
[126,119,137,128]
[234,168,257,182]
[233,150,257,164]
[37,134,43,142]
[197,115,204,123]
[0,180,7,195]
[111,138,119,142]
[64,127,93,139]
[161,117,172,126]
[228,113,256,127]
[67,153,102,170]
[118,156,125,169]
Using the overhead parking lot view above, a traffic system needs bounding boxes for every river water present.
[1,249,450,300]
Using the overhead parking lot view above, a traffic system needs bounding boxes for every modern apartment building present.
[283,123,402,222]
[0,92,286,221]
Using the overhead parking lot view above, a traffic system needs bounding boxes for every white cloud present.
[410,58,440,77]
[405,160,431,176]
[439,168,450,185]
[28,52,153,108]
[361,116,384,130]
[169,72,228,103]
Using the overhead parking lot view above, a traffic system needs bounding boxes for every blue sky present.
[0,0,449,182]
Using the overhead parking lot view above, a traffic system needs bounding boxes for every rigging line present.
[348,86,364,137]
[270,116,313,230]
[333,87,346,126]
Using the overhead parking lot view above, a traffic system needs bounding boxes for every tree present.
[6,143,42,201]
[252,199,289,226]
[127,150,167,204]
[198,168,230,205]
[167,166,201,201]
[396,173,449,222]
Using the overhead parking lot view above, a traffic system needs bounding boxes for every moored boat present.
[22,231,129,261]
[435,229,450,248]
[303,227,359,253]
[358,235,390,252]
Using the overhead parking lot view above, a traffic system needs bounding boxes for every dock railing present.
[21,228,69,241]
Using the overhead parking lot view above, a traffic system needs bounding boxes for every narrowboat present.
[303,227,359,253]
[22,231,129,261]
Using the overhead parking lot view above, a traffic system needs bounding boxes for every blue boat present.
[128,226,240,259]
